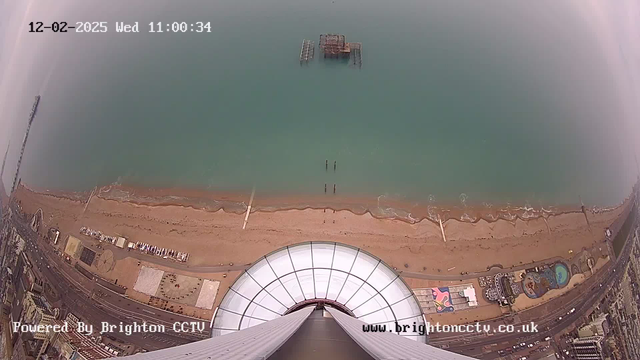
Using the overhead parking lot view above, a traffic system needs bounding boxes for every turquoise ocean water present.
[4,0,639,208]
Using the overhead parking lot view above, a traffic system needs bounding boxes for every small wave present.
[97,186,247,213]
[460,213,477,222]
[427,205,439,222]
[500,212,517,221]
[459,193,468,207]
[68,183,633,226]
[370,205,421,224]
[112,177,124,187]
[406,213,419,223]
[591,205,618,214]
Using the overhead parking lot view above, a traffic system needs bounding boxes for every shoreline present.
[20,182,631,226]
[11,182,629,276]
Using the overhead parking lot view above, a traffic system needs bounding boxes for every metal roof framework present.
[113,306,476,360]
[111,306,314,360]
[212,242,426,342]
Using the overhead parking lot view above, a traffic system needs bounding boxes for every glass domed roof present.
[212,242,425,342]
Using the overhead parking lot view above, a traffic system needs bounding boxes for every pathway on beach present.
[398,256,569,281]
[86,234,603,283]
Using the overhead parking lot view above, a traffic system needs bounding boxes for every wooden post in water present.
[334,161,336,172]
[326,159,328,171]
[325,184,327,193]
[333,184,336,194]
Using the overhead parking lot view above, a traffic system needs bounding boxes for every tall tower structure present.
[11,95,40,195]
[0,141,9,180]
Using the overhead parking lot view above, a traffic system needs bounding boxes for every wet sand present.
[94,184,593,224]
[12,184,629,274]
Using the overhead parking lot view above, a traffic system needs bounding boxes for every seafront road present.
[9,200,635,357]
[13,217,209,351]
[431,214,636,359]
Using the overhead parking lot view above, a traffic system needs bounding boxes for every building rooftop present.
[212,242,425,342]
[115,306,474,360]
[60,325,114,359]
[28,292,52,316]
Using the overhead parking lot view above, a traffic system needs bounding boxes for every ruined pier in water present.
[299,39,315,63]
[349,42,362,68]
[318,34,362,67]
[299,34,362,68]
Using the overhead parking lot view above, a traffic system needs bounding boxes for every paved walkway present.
[398,256,568,281]
[79,234,597,282]
[71,234,251,273]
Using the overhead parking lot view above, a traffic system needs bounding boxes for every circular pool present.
[554,263,570,288]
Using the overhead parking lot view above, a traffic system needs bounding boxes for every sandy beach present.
[12,184,628,274]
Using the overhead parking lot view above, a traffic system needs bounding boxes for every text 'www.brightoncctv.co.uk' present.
[362,321,539,336]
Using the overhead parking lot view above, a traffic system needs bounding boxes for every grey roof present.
[212,242,426,342]
[326,307,476,360]
[112,306,477,360]
[111,306,314,360]
[30,293,50,314]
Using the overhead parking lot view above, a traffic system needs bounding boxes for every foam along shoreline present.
[18,183,632,227]
[13,183,629,273]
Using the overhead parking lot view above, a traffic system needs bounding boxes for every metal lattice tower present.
[11,95,40,195]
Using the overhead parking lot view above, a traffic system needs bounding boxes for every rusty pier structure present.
[319,34,362,68]
[298,34,362,68]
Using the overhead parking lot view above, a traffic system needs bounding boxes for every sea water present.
[3,0,638,208]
